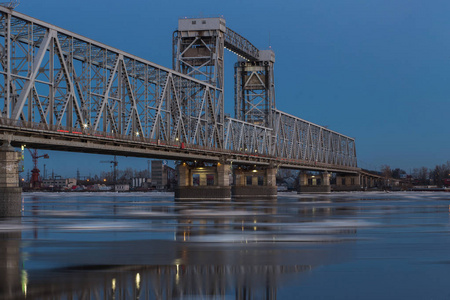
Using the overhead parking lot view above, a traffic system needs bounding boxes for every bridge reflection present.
[1,198,358,299]
[12,264,312,300]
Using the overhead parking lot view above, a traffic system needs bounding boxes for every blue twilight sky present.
[15,0,450,178]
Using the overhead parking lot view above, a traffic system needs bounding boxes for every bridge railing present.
[0,116,360,172]
[0,116,267,157]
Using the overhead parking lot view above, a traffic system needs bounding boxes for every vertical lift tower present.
[173,17,277,200]
[234,50,275,128]
[173,18,225,148]
[173,17,275,144]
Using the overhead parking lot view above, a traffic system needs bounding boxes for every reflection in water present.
[1,239,349,299]
[8,264,309,299]
[0,192,373,299]
[0,230,21,299]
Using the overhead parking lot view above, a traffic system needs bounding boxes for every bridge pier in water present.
[232,166,277,200]
[297,172,331,194]
[175,162,232,201]
[0,142,21,217]
[175,162,278,200]
[333,174,363,191]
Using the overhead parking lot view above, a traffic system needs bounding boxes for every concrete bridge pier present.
[175,162,231,201]
[361,175,374,189]
[333,174,362,191]
[297,172,331,194]
[232,166,277,200]
[0,141,22,217]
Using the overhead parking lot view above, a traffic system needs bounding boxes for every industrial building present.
[42,178,77,189]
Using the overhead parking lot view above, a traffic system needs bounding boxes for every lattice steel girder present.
[234,50,275,128]
[271,109,357,168]
[224,27,259,61]
[0,7,225,148]
[224,117,272,155]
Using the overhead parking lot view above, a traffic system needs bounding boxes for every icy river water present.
[1,191,450,299]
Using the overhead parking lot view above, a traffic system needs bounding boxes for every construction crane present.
[100,155,118,184]
[28,149,49,188]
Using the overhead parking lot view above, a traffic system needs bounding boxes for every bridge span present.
[0,7,367,215]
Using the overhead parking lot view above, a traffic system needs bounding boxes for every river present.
[1,191,450,299]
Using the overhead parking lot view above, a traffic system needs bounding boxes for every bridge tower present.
[173,17,225,148]
[173,18,231,200]
[234,50,275,128]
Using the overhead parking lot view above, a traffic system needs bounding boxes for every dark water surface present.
[1,191,450,299]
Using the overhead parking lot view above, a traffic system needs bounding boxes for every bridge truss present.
[0,8,225,149]
[0,7,358,172]
[272,110,357,168]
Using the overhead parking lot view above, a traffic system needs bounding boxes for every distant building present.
[67,178,77,188]
[151,160,168,189]
[131,177,150,189]
[115,184,130,192]
[42,178,77,189]
[91,184,111,191]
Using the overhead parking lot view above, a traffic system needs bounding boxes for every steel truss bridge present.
[0,7,358,173]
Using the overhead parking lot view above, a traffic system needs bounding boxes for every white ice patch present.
[125,211,176,217]
[31,210,87,217]
[188,233,348,243]
[23,191,174,198]
[0,223,31,231]
[60,221,137,231]
[179,209,263,216]
[284,219,375,233]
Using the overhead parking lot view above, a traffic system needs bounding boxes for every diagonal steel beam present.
[11,29,53,120]
[92,54,120,131]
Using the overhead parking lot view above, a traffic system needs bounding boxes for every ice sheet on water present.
[284,219,375,233]
[30,210,87,217]
[124,211,176,217]
[188,233,351,243]
[23,191,174,198]
[0,222,31,232]
[279,191,450,202]
[179,209,264,216]
[60,221,137,231]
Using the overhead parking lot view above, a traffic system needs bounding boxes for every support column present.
[322,171,331,186]
[217,163,230,186]
[298,171,331,194]
[175,162,231,201]
[0,142,21,217]
[298,172,308,187]
[232,166,277,200]
[332,173,362,192]
[177,162,189,187]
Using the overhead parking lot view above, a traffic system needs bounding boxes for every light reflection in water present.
[21,270,27,297]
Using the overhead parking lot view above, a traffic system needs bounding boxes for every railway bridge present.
[0,7,374,215]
